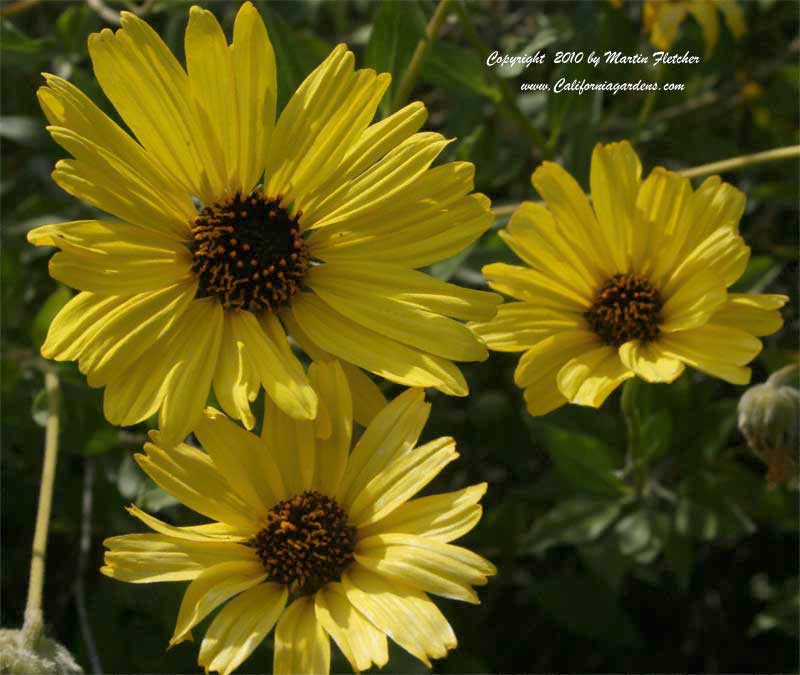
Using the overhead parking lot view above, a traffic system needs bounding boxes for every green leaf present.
[531,572,642,646]
[31,286,73,350]
[750,577,799,638]
[0,19,51,57]
[363,0,426,116]
[423,42,501,102]
[0,116,42,145]
[640,408,672,461]
[542,426,628,497]
[614,508,666,564]
[579,535,633,594]
[526,496,624,554]
[83,427,120,456]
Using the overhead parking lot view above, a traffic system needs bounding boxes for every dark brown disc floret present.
[190,191,309,312]
[584,273,663,347]
[250,491,357,596]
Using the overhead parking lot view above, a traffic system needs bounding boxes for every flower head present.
[642,0,746,54]
[101,360,495,674]
[473,141,788,416]
[29,2,499,444]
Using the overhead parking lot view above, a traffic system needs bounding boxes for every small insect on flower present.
[29,1,500,445]
[101,360,495,675]
[472,140,789,417]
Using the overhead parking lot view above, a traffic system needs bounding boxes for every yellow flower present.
[28,2,499,444]
[101,360,495,675]
[642,0,746,54]
[473,141,789,416]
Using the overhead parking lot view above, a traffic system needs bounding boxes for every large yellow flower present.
[101,360,494,674]
[28,2,499,443]
[473,141,788,416]
[642,0,746,54]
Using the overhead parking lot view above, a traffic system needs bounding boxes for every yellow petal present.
[306,260,500,321]
[687,0,720,54]
[281,310,387,426]
[314,583,388,673]
[170,560,267,646]
[261,390,316,497]
[358,483,487,543]
[661,267,727,332]
[658,324,762,384]
[30,219,191,295]
[125,505,249,542]
[645,2,688,50]
[683,176,746,250]
[305,131,452,230]
[483,262,590,311]
[308,361,352,497]
[194,407,285,514]
[300,102,429,220]
[665,226,749,294]
[36,74,193,238]
[618,340,685,383]
[290,293,468,396]
[590,141,642,272]
[514,331,600,413]
[347,437,458,527]
[87,14,222,202]
[339,389,430,506]
[231,1,276,194]
[503,201,600,297]
[136,438,260,534]
[235,311,317,420]
[356,532,495,603]
[101,533,252,583]
[313,189,492,269]
[212,315,260,429]
[557,345,634,407]
[198,583,287,675]
[308,267,488,362]
[531,161,615,278]
[718,0,746,38]
[471,302,583,353]
[711,293,788,337]
[274,596,330,675]
[342,565,456,667]
[185,6,236,193]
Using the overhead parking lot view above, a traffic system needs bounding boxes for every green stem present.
[621,379,646,496]
[391,0,453,113]
[21,365,60,649]
[678,145,800,179]
[453,1,548,154]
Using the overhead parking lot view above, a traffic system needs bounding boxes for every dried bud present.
[0,628,83,674]
[737,365,799,487]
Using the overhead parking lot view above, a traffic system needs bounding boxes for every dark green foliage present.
[2,1,797,673]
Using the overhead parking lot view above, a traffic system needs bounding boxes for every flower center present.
[584,273,663,347]
[250,491,356,596]
[190,191,309,312]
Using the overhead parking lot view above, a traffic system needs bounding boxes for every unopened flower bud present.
[0,628,83,674]
[737,365,799,487]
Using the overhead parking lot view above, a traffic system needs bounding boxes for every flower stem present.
[621,379,646,496]
[490,144,800,218]
[21,365,60,649]
[678,145,800,179]
[391,0,452,113]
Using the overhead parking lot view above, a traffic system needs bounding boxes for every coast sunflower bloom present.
[28,2,499,443]
[102,360,495,674]
[473,141,788,416]
[642,0,746,54]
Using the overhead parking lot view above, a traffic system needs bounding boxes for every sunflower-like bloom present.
[473,141,788,416]
[101,359,495,674]
[642,0,746,54]
[28,2,500,443]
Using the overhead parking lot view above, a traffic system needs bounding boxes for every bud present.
[737,365,799,487]
[0,628,83,674]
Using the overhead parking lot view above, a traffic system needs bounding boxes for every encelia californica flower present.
[101,360,495,675]
[642,0,746,54]
[472,141,788,416]
[28,2,500,444]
